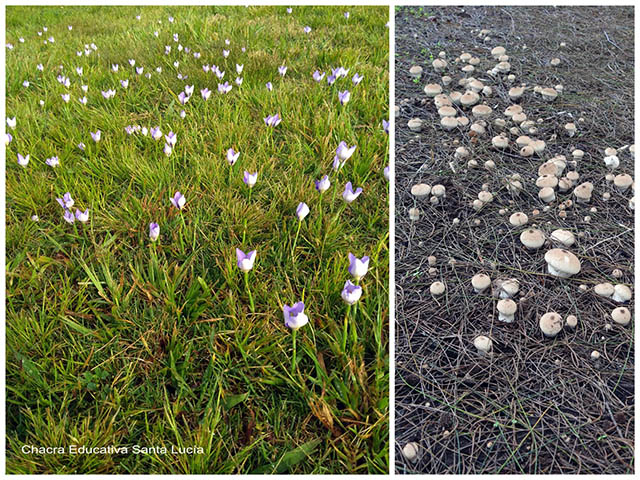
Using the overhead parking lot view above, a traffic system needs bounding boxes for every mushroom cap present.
[449,91,463,104]
[402,442,421,462]
[509,212,528,226]
[407,118,424,131]
[594,282,615,298]
[408,207,420,220]
[471,273,492,292]
[540,87,558,100]
[491,135,509,148]
[539,312,563,337]
[499,278,519,297]
[614,174,633,191]
[472,104,493,118]
[550,229,575,247]
[572,149,584,158]
[536,175,559,189]
[473,335,492,353]
[612,284,632,303]
[438,105,457,117]
[478,191,493,203]
[432,59,447,71]
[538,161,559,177]
[460,91,480,106]
[520,229,545,249]
[516,135,532,147]
[565,315,578,328]
[430,281,446,295]
[573,182,594,201]
[538,186,556,202]
[611,307,631,326]
[424,83,442,97]
[509,86,525,99]
[544,249,581,277]
[410,183,431,197]
[409,65,423,76]
[432,184,446,197]
[504,104,523,117]
[497,298,517,315]
[440,116,458,130]
[491,46,506,58]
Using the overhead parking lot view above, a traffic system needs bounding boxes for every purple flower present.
[149,222,160,241]
[225,39,230,45]
[338,90,351,105]
[79,96,87,105]
[6,117,16,129]
[17,153,30,167]
[312,70,325,82]
[327,74,336,86]
[336,141,356,162]
[184,85,194,96]
[78,142,85,151]
[266,82,273,91]
[226,148,240,166]
[344,12,350,19]
[112,64,119,72]
[303,26,311,34]
[287,7,292,13]
[90,130,101,142]
[236,64,244,74]
[150,126,162,140]
[37,64,44,71]
[283,302,309,330]
[342,182,363,203]
[61,93,70,103]
[332,156,342,171]
[382,119,389,134]
[120,79,129,88]
[45,156,59,167]
[201,88,211,100]
[278,65,287,76]
[296,202,310,221]
[341,280,362,305]
[56,192,74,209]
[81,85,89,92]
[136,67,143,75]
[63,210,75,224]
[165,132,177,146]
[315,175,330,193]
[264,113,281,127]
[222,49,230,58]
[383,166,390,180]
[202,64,210,73]
[218,82,232,94]
[170,191,186,210]
[178,91,190,105]
[352,73,363,85]
[75,208,89,223]
[129,59,135,67]
[236,248,257,272]
[5,133,13,145]
[163,143,172,156]
[333,66,349,78]
[243,171,258,188]
[76,67,83,76]
[348,253,369,281]
[215,68,225,79]
[235,77,243,86]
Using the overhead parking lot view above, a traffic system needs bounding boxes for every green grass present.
[5,6,389,474]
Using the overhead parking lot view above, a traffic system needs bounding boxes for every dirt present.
[394,6,634,474]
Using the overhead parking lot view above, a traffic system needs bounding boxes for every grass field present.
[5,6,389,474]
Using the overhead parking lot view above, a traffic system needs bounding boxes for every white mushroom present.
[544,249,581,278]
[539,312,563,337]
[497,298,517,323]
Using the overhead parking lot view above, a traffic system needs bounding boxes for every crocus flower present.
[75,208,90,223]
[348,253,369,281]
[287,7,292,13]
[6,133,12,145]
[218,82,232,94]
[178,91,190,105]
[222,49,230,58]
[163,143,172,156]
[90,130,101,142]
[215,68,225,79]
[31,214,39,221]
[165,132,177,146]
[235,77,243,86]
[170,191,185,209]
[278,65,287,76]
[119,79,128,89]
[338,90,351,105]
[201,88,211,100]
[225,39,230,45]
[61,93,70,103]
[82,85,89,92]
[136,67,143,75]
[78,142,85,151]
[336,141,356,162]
[284,302,309,330]
[76,67,83,76]
[141,127,148,136]
[332,156,342,171]
[296,202,310,221]
[327,74,336,85]
[168,16,174,23]
[129,59,135,66]
[45,156,59,167]
[6,117,16,129]
[352,73,363,85]
[37,64,44,71]
[334,66,349,78]
[236,248,257,272]
[112,64,119,72]
[150,126,162,140]
[184,85,194,96]
[236,64,244,74]
[23,81,30,88]
[266,82,273,91]
[382,119,389,134]
[149,222,160,241]
[303,26,311,34]
[243,171,258,187]
[202,64,210,72]
[343,182,363,203]
[312,70,325,82]
[341,280,362,305]
[315,175,330,193]
[241,46,246,52]
[79,96,87,105]
[344,11,350,19]
[17,153,29,167]
[63,210,75,224]
[264,113,281,127]
[57,192,74,209]
[226,148,240,166]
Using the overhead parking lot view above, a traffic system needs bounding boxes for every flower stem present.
[291,220,302,259]
[242,189,252,244]
[291,329,297,373]
[244,271,255,313]
[342,304,352,352]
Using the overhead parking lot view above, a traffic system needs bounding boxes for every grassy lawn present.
[5,6,389,474]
